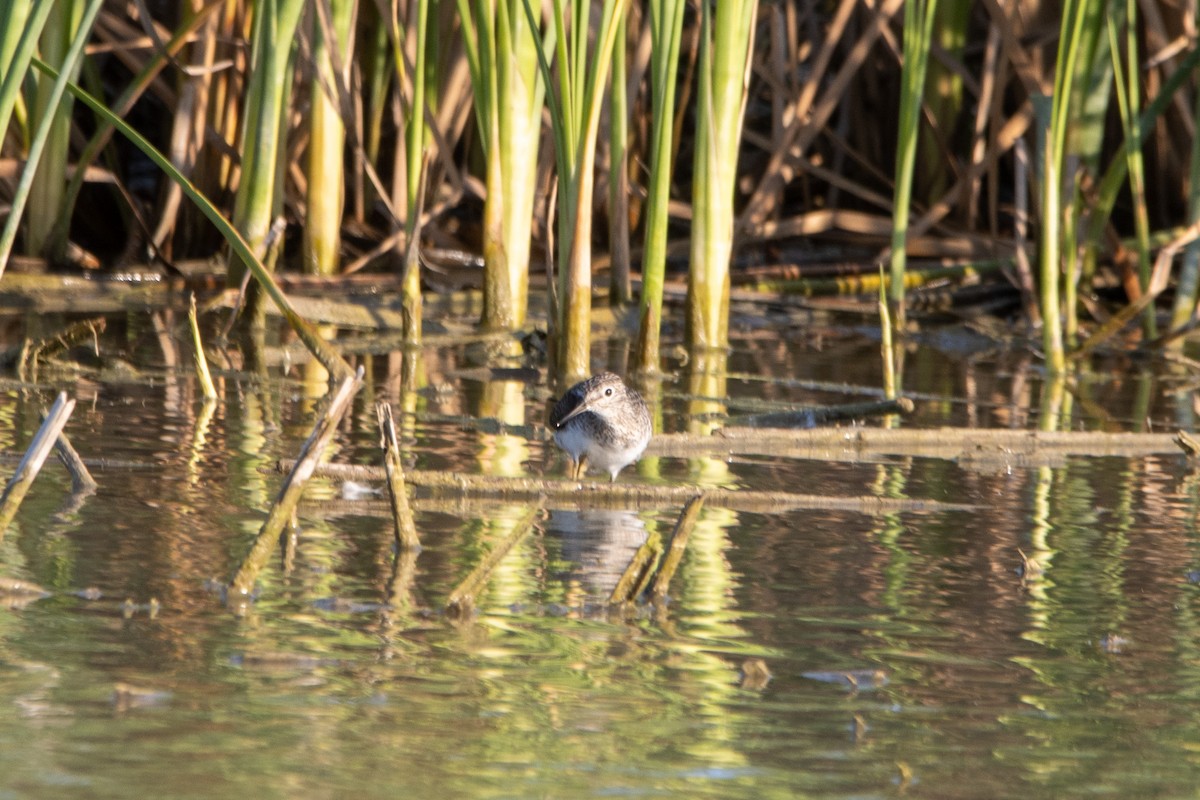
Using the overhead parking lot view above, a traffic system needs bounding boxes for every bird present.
[549,372,651,482]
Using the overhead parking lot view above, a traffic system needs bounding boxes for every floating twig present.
[1079,219,1200,357]
[271,418,1181,472]
[0,392,76,537]
[445,506,539,617]
[228,368,364,599]
[273,426,1184,516]
[734,397,913,428]
[376,402,420,550]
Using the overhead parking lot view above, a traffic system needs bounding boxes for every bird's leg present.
[573,455,588,481]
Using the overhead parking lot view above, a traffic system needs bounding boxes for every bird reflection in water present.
[548,508,648,602]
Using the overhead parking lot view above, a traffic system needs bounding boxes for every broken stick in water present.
[228,368,364,601]
[0,392,76,538]
[376,402,420,550]
[16,317,106,382]
[608,533,663,606]
[445,506,539,617]
[649,494,707,603]
[53,422,96,493]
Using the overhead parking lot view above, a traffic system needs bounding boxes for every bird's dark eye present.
[605,387,613,396]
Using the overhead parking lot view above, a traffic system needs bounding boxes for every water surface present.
[1,312,1199,798]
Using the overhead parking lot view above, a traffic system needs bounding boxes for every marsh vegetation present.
[2,0,1198,381]
[3,2,1200,797]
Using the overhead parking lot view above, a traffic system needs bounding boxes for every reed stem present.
[888,0,938,331]
[228,0,306,328]
[303,0,356,276]
[634,0,685,374]
[686,0,756,350]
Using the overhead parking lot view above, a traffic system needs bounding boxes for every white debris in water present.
[341,480,382,500]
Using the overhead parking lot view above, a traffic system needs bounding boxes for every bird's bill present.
[554,402,589,428]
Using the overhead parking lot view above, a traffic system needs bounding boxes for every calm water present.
[2,309,1200,798]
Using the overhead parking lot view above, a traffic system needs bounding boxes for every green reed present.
[399,0,429,345]
[4,0,1200,377]
[527,0,627,384]
[888,0,938,331]
[0,0,99,275]
[607,14,631,306]
[25,0,88,261]
[687,0,756,351]
[1106,4,1153,337]
[36,58,352,379]
[633,0,685,374]
[228,0,305,328]
[1040,1,1091,373]
[304,0,356,276]
[458,0,548,331]
[0,1,53,159]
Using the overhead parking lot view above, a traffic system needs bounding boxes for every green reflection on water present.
[4,337,1200,798]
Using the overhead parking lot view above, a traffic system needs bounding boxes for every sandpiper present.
[550,372,651,481]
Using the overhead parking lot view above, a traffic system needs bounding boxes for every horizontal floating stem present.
[647,426,1184,464]
[273,459,973,514]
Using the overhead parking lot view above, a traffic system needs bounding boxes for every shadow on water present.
[2,309,1200,798]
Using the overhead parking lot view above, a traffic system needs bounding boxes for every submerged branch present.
[17,316,106,380]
